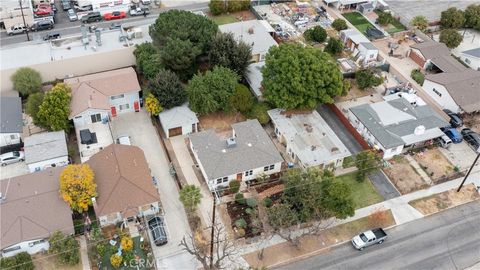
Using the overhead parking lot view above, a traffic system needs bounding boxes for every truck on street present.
[351,228,387,250]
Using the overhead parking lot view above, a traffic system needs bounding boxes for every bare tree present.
[179,223,237,270]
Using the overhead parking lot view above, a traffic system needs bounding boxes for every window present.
[264,164,275,171]
[216,178,222,184]
[245,170,253,176]
[90,113,101,123]
[110,94,125,100]
[432,88,442,97]
[119,104,130,110]
[2,245,21,254]
[263,166,269,171]
[269,164,274,170]
[222,177,228,182]
[10,134,17,139]
[28,239,45,247]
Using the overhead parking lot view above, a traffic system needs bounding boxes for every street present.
[277,200,480,270]
[0,2,208,47]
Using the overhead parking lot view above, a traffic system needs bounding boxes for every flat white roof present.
[24,131,68,164]
[245,62,264,98]
[158,103,199,130]
[268,109,351,167]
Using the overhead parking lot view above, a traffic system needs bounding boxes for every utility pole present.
[457,147,480,192]
[209,192,216,269]
[18,0,30,41]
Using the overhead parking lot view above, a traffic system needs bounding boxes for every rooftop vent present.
[414,125,426,135]
[226,137,236,148]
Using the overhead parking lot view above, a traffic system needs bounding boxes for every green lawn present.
[374,10,406,34]
[100,236,150,270]
[343,12,375,35]
[336,173,384,209]
[210,14,239,25]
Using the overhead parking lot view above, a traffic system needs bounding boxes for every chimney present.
[226,137,236,148]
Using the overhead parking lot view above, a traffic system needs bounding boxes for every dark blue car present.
[441,127,462,143]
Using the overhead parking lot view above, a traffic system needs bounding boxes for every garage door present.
[168,127,183,137]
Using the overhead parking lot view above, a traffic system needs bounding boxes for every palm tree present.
[179,185,203,213]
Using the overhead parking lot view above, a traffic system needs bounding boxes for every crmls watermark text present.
[127,258,156,268]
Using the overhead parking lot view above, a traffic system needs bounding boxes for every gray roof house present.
[410,41,466,73]
[0,96,23,134]
[349,94,448,158]
[24,131,69,173]
[189,119,283,190]
[158,103,199,138]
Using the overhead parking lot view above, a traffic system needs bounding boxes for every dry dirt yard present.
[384,156,429,194]
[412,148,456,184]
[33,253,83,270]
[198,112,245,132]
[463,113,480,133]
[336,79,376,102]
[410,184,480,216]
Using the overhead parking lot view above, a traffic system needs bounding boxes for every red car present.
[104,11,126,20]
[34,4,53,16]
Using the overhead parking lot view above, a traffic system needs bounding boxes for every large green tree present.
[149,69,187,109]
[410,15,428,31]
[187,66,238,115]
[133,43,162,80]
[209,0,226,15]
[160,38,201,80]
[324,37,344,56]
[48,231,80,266]
[209,32,252,77]
[320,179,355,218]
[355,150,381,182]
[37,83,71,131]
[439,29,463,49]
[464,4,480,30]
[11,67,42,96]
[230,84,253,114]
[331,18,348,31]
[25,92,45,127]
[304,26,327,43]
[263,44,343,110]
[440,7,465,29]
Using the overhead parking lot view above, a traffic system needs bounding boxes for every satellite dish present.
[414,125,426,135]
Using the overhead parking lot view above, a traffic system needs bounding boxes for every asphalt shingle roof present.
[24,131,68,164]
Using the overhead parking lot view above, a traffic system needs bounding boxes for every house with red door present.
[66,67,141,162]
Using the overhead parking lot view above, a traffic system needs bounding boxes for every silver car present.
[67,9,77,21]
[0,151,25,166]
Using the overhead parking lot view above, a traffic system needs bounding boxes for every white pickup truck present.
[129,6,150,16]
[351,228,387,251]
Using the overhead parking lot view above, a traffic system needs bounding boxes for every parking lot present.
[109,110,197,269]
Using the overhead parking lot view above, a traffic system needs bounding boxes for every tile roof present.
[86,144,159,218]
[24,131,68,164]
[66,67,141,118]
[0,96,23,134]
[189,119,283,180]
[0,168,74,250]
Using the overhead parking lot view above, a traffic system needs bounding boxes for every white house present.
[24,131,69,173]
[339,29,379,65]
[460,48,480,71]
[0,168,74,257]
[0,96,23,152]
[87,144,160,227]
[158,103,199,138]
[189,119,284,191]
[423,70,480,114]
[268,109,351,169]
[357,42,379,64]
[348,94,448,159]
[66,67,141,162]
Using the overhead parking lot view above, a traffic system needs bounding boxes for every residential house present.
[340,29,379,65]
[87,144,160,227]
[158,103,199,138]
[359,2,374,14]
[219,20,278,99]
[423,70,480,113]
[268,109,351,169]
[189,119,283,191]
[408,41,466,73]
[24,131,69,173]
[66,67,141,162]
[348,94,448,159]
[459,48,480,71]
[324,0,374,10]
[0,168,74,257]
[0,96,23,153]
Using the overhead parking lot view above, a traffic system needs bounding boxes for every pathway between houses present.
[78,235,91,270]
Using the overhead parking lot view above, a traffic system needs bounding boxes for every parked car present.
[437,135,452,149]
[43,32,61,41]
[61,0,71,11]
[7,24,28,36]
[443,109,463,128]
[441,127,463,143]
[129,6,150,16]
[351,228,387,251]
[104,11,126,20]
[75,4,92,11]
[81,12,102,23]
[31,20,54,31]
[148,217,168,246]
[0,151,25,166]
[67,9,77,21]
[34,4,53,16]
[461,128,480,151]
[141,0,151,5]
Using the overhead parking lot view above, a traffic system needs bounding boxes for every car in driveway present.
[43,32,61,41]
[81,12,102,23]
[441,127,462,143]
[67,9,78,21]
[443,109,463,128]
[461,128,480,151]
[104,11,126,21]
[148,216,168,246]
[0,151,25,166]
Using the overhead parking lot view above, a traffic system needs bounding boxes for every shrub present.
[262,197,273,208]
[229,180,241,193]
[410,69,425,86]
[235,228,246,238]
[235,218,247,229]
[332,18,348,31]
[355,69,383,90]
[248,102,270,125]
[0,252,34,270]
[304,26,327,43]
[245,207,255,215]
[235,193,246,205]
[342,156,355,168]
[246,198,257,208]
[377,11,393,26]
[121,236,134,252]
[110,254,123,269]
[324,37,344,55]
[209,0,226,15]
[96,243,107,257]
[230,84,253,114]
[11,67,42,96]
[439,29,463,48]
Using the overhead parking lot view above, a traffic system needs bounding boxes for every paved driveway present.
[316,105,401,200]
[0,161,28,180]
[110,110,197,269]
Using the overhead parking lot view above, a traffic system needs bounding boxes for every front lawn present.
[210,14,239,25]
[343,12,375,35]
[373,10,406,34]
[99,236,151,270]
[336,173,384,209]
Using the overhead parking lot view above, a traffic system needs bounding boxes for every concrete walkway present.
[405,155,433,185]
[78,235,91,270]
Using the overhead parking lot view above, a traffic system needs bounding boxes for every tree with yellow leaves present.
[145,93,163,116]
[110,254,122,268]
[59,164,97,213]
[120,236,133,252]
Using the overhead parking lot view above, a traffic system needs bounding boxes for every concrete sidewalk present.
[78,235,91,270]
